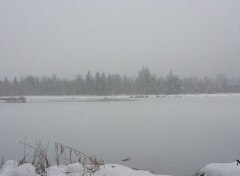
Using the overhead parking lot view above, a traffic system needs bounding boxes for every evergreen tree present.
[85,71,94,95]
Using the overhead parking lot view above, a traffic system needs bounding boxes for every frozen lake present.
[1,95,240,176]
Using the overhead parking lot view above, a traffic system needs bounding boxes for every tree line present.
[1,67,240,96]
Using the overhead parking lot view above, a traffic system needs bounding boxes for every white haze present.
[0,0,240,79]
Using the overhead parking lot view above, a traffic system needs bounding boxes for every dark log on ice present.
[0,96,26,103]
[121,157,130,161]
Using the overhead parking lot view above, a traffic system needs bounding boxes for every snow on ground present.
[0,161,171,176]
[200,162,240,176]
[25,95,135,103]
[0,161,36,176]
[2,160,240,176]
[94,164,170,176]
[21,93,240,103]
[1,94,240,103]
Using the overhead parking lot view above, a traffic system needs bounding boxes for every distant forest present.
[1,67,240,96]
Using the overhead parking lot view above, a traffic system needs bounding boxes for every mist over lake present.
[1,95,240,176]
[1,1,240,176]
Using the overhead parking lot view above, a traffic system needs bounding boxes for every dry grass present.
[55,142,104,175]
[18,139,104,176]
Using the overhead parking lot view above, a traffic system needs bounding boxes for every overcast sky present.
[0,0,240,79]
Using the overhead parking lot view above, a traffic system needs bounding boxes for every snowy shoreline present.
[0,160,171,176]
[1,160,240,176]
[1,93,240,103]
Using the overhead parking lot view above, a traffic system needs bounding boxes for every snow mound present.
[0,161,170,176]
[0,161,18,174]
[0,161,36,176]
[94,164,170,176]
[200,162,240,176]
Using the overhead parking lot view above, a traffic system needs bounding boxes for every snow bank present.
[25,94,240,102]
[3,160,240,176]
[0,161,18,175]
[94,164,170,176]
[0,161,170,176]
[0,161,36,176]
[25,95,136,103]
[200,162,240,176]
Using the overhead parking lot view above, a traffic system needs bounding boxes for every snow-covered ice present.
[1,94,240,176]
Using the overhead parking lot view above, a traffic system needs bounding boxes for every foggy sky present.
[0,0,240,79]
